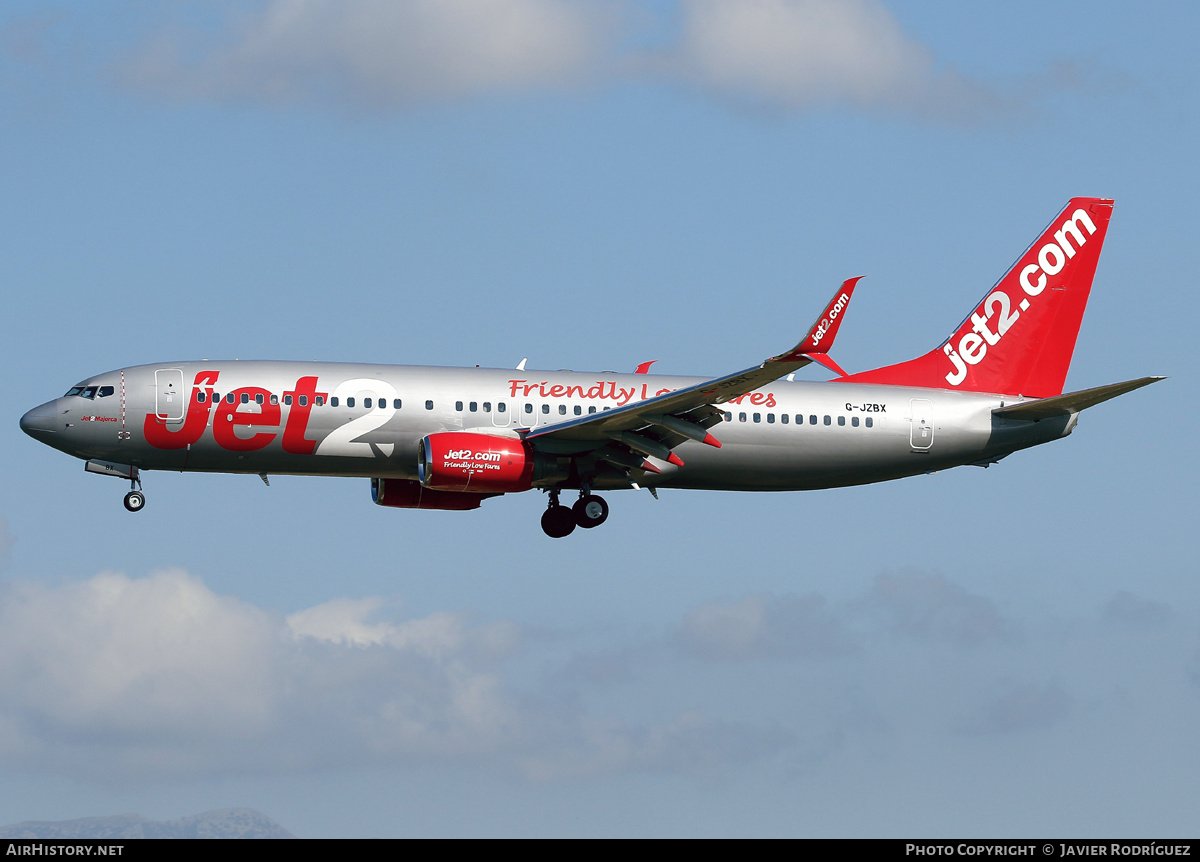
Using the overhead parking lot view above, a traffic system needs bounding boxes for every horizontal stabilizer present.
[992,377,1164,420]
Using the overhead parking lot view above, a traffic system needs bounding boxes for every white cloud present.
[679,592,853,661]
[671,0,1001,119]
[286,595,520,660]
[958,681,1073,734]
[119,0,619,108]
[4,565,1190,794]
[105,0,1018,122]
[0,570,783,779]
[1101,591,1172,633]
[676,0,925,104]
[0,571,531,773]
[0,570,279,742]
[863,571,1008,647]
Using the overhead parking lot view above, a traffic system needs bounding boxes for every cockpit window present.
[98,386,114,397]
[65,387,84,397]
[81,386,98,400]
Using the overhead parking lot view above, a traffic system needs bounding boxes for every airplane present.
[20,197,1162,537]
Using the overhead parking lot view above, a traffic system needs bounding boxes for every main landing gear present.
[541,489,610,538]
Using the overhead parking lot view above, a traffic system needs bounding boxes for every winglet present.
[634,360,658,374]
[772,277,861,363]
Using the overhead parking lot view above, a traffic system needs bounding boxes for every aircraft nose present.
[20,400,59,440]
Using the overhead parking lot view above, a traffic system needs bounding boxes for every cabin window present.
[196,391,206,403]
[271,394,279,405]
[330,396,339,407]
[810,415,817,425]
[739,412,747,422]
[455,401,463,411]
[588,406,596,414]
[823,415,830,425]
[525,404,533,414]
[483,402,491,413]
[866,417,873,428]
[753,413,761,423]
[497,403,505,413]
[346,397,354,408]
[314,396,324,406]
[723,412,732,422]
[780,413,788,424]
[469,402,477,412]
[255,393,264,405]
[574,405,582,415]
[228,393,237,404]
[364,398,372,408]
[300,395,309,407]
[767,413,775,424]
[241,393,249,404]
[837,416,845,426]
[425,400,434,410]
[541,404,550,414]
[852,416,859,427]
[558,404,567,414]
[393,399,402,409]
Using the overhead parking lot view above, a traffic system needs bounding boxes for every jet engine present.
[418,432,538,493]
[371,477,489,510]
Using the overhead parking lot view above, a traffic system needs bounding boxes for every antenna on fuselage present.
[516,358,528,370]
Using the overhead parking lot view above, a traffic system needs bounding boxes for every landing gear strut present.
[540,489,610,537]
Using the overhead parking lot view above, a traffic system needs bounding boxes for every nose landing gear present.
[83,460,145,512]
[541,489,610,537]
[123,470,144,513]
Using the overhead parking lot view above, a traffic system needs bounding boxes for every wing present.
[523,278,861,473]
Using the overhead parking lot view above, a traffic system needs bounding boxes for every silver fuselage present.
[22,361,1073,493]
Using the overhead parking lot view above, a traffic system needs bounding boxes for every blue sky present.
[1,0,1196,837]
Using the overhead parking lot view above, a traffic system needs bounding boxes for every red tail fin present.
[839,198,1114,397]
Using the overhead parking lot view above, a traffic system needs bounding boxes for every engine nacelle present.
[371,478,488,510]
[418,432,535,493]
